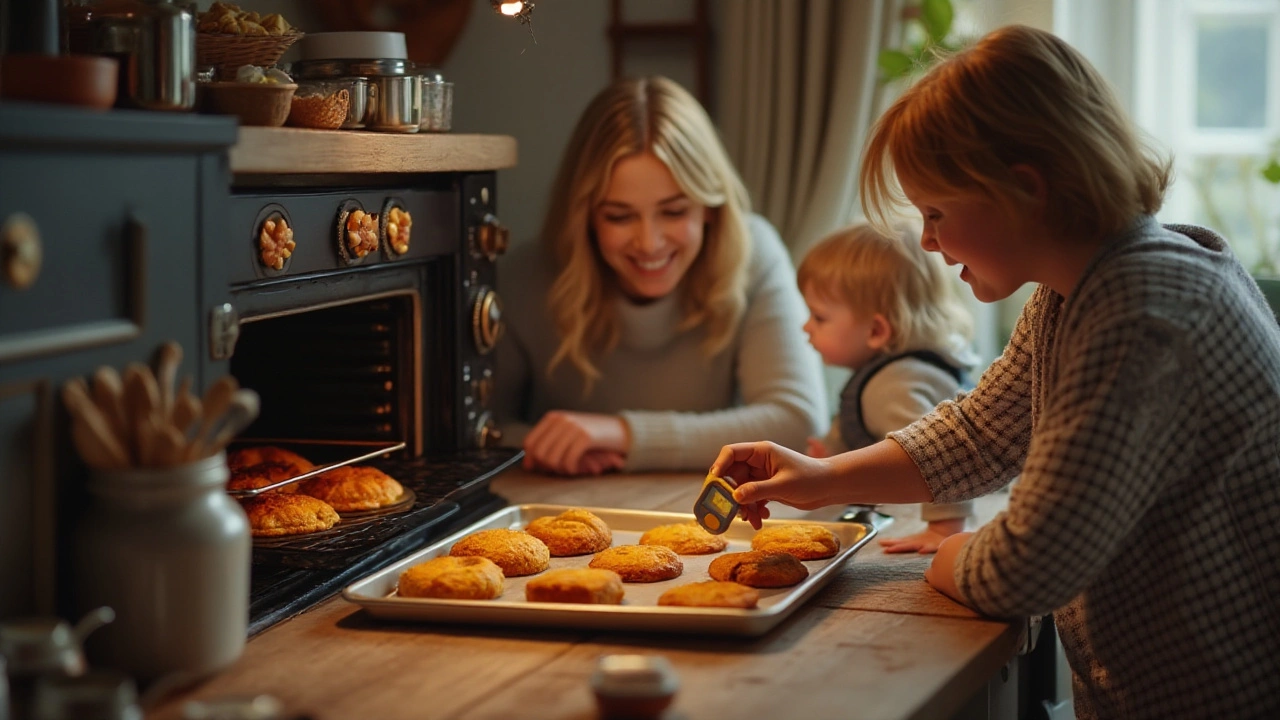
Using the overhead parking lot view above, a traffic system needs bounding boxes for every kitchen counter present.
[229,127,518,175]
[149,470,1023,720]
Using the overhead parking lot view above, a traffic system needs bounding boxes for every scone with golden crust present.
[449,528,550,577]
[708,550,810,588]
[299,465,404,512]
[639,522,728,555]
[228,446,314,475]
[525,568,625,605]
[241,493,339,537]
[751,524,840,560]
[228,461,300,494]
[658,580,759,608]
[525,508,612,556]
[397,556,505,600]
[589,545,683,582]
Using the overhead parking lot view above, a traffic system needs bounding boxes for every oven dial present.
[471,286,504,354]
[473,411,502,448]
[474,213,510,261]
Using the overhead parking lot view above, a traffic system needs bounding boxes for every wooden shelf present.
[228,127,518,175]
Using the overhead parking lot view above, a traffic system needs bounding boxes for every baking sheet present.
[342,504,875,636]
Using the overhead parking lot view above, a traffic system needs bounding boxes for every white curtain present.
[716,0,903,258]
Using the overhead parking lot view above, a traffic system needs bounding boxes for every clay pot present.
[0,54,118,109]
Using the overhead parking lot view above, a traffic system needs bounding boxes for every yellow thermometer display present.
[694,473,740,535]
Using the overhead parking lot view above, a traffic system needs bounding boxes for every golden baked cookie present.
[241,493,339,537]
[228,461,300,494]
[639,522,729,555]
[525,568,624,605]
[449,528,550,577]
[397,556,505,600]
[298,465,405,512]
[658,581,759,609]
[588,545,683,583]
[708,551,810,588]
[751,524,841,560]
[228,446,314,475]
[525,508,612,556]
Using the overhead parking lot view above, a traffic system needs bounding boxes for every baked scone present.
[589,545,683,583]
[639,522,729,555]
[449,528,550,577]
[525,568,624,605]
[298,465,405,512]
[241,493,339,537]
[525,508,612,556]
[751,524,841,560]
[397,556,505,600]
[708,551,810,588]
[228,446,314,475]
[228,461,300,494]
[658,581,759,608]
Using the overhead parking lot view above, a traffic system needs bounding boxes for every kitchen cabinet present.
[0,103,237,618]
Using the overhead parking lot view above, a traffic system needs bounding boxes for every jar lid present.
[292,58,416,79]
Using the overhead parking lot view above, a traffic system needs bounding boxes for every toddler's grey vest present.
[839,350,969,451]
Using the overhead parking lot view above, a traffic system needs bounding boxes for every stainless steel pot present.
[293,58,421,133]
[70,0,196,111]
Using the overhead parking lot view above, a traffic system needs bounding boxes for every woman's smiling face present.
[592,151,707,301]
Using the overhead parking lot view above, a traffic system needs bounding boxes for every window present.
[1133,0,1280,274]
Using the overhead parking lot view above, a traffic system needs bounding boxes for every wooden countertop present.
[150,471,1021,720]
[229,127,518,175]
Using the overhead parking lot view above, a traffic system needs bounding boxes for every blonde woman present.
[798,223,980,553]
[494,76,826,476]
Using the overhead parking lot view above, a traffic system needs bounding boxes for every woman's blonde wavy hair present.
[542,76,752,392]
[860,24,1171,242]
[798,223,972,354]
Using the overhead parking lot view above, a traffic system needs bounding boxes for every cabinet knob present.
[2,213,43,290]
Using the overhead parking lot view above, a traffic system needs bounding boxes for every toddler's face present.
[592,152,707,302]
[801,287,887,369]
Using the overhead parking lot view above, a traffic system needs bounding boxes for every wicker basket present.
[197,31,304,79]
[287,88,350,130]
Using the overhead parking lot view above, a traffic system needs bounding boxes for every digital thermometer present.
[694,473,740,534]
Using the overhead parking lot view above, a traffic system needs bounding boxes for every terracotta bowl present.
[0,54,118,110]
[199,81,297,127]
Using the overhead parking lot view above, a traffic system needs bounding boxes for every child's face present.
[592,151,707,302]
[801,287,889,369]
[901,181,1033,303]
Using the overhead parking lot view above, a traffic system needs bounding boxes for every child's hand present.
[710,441,842,530]
[923,531,974,605]
[806,437,830,458]
[522,411,629,476]
[879,517,968,554]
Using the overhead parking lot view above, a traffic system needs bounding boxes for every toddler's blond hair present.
[797,223,972,354]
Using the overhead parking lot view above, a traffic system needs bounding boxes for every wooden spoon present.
[186,376,240,460]
[62,379,131,469]
[153,341,183,420]
[89,366,130,453]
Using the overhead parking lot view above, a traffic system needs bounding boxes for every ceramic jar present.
[74,453,250,683]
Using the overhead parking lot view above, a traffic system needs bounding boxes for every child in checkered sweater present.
[798,223,981,554]
[713,24,1280,719]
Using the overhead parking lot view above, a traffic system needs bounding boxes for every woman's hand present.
[923,532,973,605]
[522,411,630,476]
[709,441,846,529]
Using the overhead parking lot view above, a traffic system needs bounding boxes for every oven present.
[213,171,518,633]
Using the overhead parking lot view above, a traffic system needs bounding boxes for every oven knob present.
[474,213,509,261]
[471,287,504,354]
[474,411,502,448]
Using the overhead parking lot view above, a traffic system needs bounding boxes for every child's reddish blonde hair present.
[797,223,972,354]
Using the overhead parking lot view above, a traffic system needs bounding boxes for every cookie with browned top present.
[708,550,809,588]
[397,556,505,600]
[588,545,683,582]
[658,581,759,608]
[449,528,550,577]
[299,465,404,512]
[228,446,314,475]
[639,522,728,555]
[525,508,612,556]
[751,524,840,560]
[525,568,625,605]
[241,493,339,537]
[228,461,302,494]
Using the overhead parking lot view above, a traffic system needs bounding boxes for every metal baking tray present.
[342,504,876,636]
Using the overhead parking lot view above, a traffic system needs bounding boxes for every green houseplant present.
[1254,144,1280,317]
[877,0,964,83]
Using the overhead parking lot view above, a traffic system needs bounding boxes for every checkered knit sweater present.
[890,217,1280,719]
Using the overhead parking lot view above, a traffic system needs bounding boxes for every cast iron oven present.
[214,171,516,633]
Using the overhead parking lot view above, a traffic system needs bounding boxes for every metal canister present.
[71,0,196,111]
[293,59,421,133]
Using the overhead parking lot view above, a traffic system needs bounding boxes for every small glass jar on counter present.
[73,453,250,685]
[418,68,453,133]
